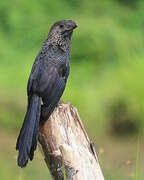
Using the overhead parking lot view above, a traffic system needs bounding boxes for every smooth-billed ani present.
[16,20,77,167]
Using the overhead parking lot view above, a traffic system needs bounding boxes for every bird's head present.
[49,20,78,39]
[47,20,78,51]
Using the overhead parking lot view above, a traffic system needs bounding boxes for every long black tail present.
[16,94,41,167]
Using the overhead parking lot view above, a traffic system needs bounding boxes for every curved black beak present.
[66,20,78,31]
[73,23,78,29]
[61,20,78,37]
[70,21,78,30]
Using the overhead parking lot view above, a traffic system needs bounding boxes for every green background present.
[0,0,144,179]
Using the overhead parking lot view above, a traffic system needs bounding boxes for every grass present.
[0,131,144,180]
[0,131,51,180]
[134,137,140,180]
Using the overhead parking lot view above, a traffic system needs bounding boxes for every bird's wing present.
[28,59,67,99]
[33,60,67,120]
[27,59,41,97]
[37,61,66,99]
[40,75,66,120]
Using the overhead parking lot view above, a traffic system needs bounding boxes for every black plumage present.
[16,20,77,167]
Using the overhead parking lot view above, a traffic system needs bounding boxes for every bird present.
[16,20,78,167]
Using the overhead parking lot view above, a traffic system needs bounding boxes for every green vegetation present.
[0,0,144,179]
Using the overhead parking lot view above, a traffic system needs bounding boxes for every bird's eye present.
[60,24,64,28]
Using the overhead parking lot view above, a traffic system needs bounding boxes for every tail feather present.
[29,99,41,160]
[16,94,41,167]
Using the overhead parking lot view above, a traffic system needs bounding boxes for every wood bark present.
[38,101,105,180]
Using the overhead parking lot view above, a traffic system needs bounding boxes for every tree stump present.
[38,101,105,180]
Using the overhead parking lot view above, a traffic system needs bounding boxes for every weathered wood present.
[38,101,105,180]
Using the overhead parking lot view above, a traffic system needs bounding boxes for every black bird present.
[16,20,77,167]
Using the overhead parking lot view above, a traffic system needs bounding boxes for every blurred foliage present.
[0,0,144,135]
[0,0,144,179]
[107,98,140,136]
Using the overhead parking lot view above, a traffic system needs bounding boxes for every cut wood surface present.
[38,101,105,180]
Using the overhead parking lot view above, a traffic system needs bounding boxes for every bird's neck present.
[44,34,71,52]
[41,39,71,65]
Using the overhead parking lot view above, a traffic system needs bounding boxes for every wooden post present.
[38,101,105,180]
